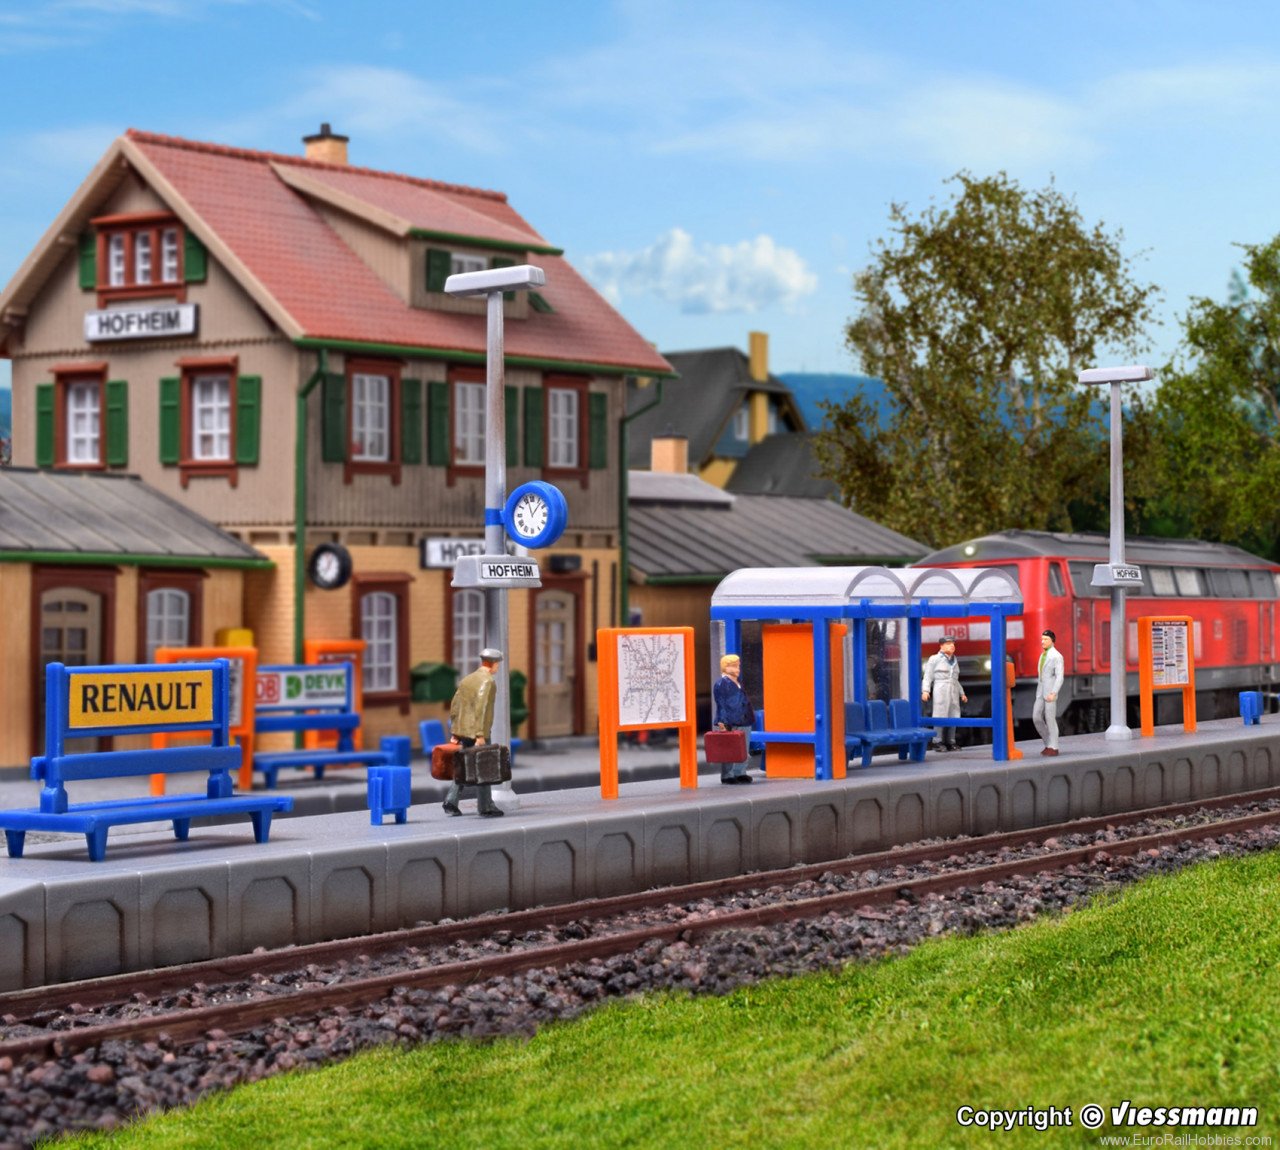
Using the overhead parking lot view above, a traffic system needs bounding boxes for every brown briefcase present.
[430,743,459,781]
[461,744,512,785]
[704,729,748,764]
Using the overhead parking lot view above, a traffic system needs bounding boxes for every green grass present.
[62,852,1280,1150]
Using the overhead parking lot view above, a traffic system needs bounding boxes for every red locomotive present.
[913,530,1280,735]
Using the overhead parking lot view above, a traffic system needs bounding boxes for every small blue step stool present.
[1239,690,1264,726]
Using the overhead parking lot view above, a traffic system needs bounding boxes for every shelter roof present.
[710,565,1022,615]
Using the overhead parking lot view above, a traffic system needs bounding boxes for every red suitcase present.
[704,729,748,764]
[430,743,459,781]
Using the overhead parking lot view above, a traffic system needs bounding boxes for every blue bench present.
[0,660,292,862]
[254,663,411,789]
[845,699,932,767]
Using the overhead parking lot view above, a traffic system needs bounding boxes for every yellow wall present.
[0,565,32,767]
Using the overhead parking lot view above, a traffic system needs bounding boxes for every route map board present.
[596,626,697,799]
[616,632,687,726]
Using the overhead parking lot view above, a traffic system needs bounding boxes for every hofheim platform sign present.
[85,303,198,342]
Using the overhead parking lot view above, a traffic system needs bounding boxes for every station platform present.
[0,719,1275,990]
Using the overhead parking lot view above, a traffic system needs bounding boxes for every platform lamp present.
[1078,364,1153,740]
[445,263,546,809]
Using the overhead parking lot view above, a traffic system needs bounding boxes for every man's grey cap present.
[480,648,504,661]
[940,635,958,644]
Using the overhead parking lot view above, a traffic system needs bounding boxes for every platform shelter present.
[709,566,1023,777]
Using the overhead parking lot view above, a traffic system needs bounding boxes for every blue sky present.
[3,0,1280,393]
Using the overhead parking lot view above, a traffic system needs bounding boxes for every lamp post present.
[1078,364,1153,741]
[445,263,546,808]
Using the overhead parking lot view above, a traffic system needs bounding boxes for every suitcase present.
[461,744,512,785]
[430,743,459,781]
[704,729,748,764]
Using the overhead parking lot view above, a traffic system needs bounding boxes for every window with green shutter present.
[506,385,519,467]
[79,233,97,290]
[105,380,128,467]
[589,392,608,469]
[35,383,55,467]
[159,377,181,464]
[491,256,516,301]
[321,372,347,463]
[425,248,452,292]
[427,380,449,465]
[235,375,261,465]
[523,387,544,468]
[401,378,423,465]
[183,231,207,283]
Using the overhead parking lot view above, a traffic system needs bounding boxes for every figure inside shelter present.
[712,653,757,784]
[1033,630,1065,756]
[443,648,508,817]
[921,635,967,751]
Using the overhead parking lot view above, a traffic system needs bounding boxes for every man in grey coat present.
[921,636,967,751]
[1033,629,1065,756]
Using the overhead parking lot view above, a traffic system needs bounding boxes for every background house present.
[0,125,673,753]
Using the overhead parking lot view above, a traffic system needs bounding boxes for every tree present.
[814,172,1158,550]
[1132,237,1280,559]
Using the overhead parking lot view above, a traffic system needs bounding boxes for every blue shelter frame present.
[709,567,1023,779]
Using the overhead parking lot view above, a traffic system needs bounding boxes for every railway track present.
[5,787,1280,1063]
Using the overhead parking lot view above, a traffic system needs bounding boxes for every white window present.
[192,374,232,461]
[66,381,100,464]
[454,380,485,465]
[145,588,190,661]
[548,387,579,468]
[450,253,487,276]
[108,234,126,287]
[452,589,486,672]
[1149,567,1177,596]
[161,228,180,282]
[135,232,152,285]
[352,372,390,461]
[1174,568,1205,596]
[733,404,749,441]
[767,402,779,434]
[361,592,398,692]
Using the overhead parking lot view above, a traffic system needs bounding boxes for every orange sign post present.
[760,622,847,779]
[596,627,697,799]
[1138,615,1197,737]
[1005,659,1023,759]
[149,646,258,791]
[304,639,367,750]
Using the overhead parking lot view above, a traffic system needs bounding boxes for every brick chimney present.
[748,330,768,383]
[650,429,689,473]
[303,123,349,165]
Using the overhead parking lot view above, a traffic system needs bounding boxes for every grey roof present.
[723,432,837,499]
[627,346,806,468]
[919,529,1273,569]
[629,470,734,506]
[628,476,928,580]
[0,468,269,565]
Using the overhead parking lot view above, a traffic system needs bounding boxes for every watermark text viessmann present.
[956,1101,1263,1133]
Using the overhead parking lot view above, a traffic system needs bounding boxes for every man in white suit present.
[1033,629,1065,756]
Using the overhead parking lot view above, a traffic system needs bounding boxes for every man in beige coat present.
[443,648,504,817]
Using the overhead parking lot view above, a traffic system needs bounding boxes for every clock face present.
[316,552,342,583]
[512,492,549,537]
[502,481,567,549]
[309,543,352,589]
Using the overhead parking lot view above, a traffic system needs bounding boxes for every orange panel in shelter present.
[761,623,846,779]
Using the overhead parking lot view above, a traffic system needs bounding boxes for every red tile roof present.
[125,131,673,376]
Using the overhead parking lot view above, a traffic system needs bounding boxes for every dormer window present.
[733,405,750,441]
[450,253,487,277]
[85,212,206,304]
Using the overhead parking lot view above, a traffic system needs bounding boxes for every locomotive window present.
[1148,567,1177,596]
[1248,570,1277,599]
[1047,563,1066,597]
[1173,568,1205,596]
[1068,561,1105,598]
[1207,568,1250,598]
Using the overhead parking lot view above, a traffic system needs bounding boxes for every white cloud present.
[582,228,818,315]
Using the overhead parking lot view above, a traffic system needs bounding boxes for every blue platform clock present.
[502,481,568,549]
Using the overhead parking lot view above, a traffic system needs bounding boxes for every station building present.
[0,126,673,755]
